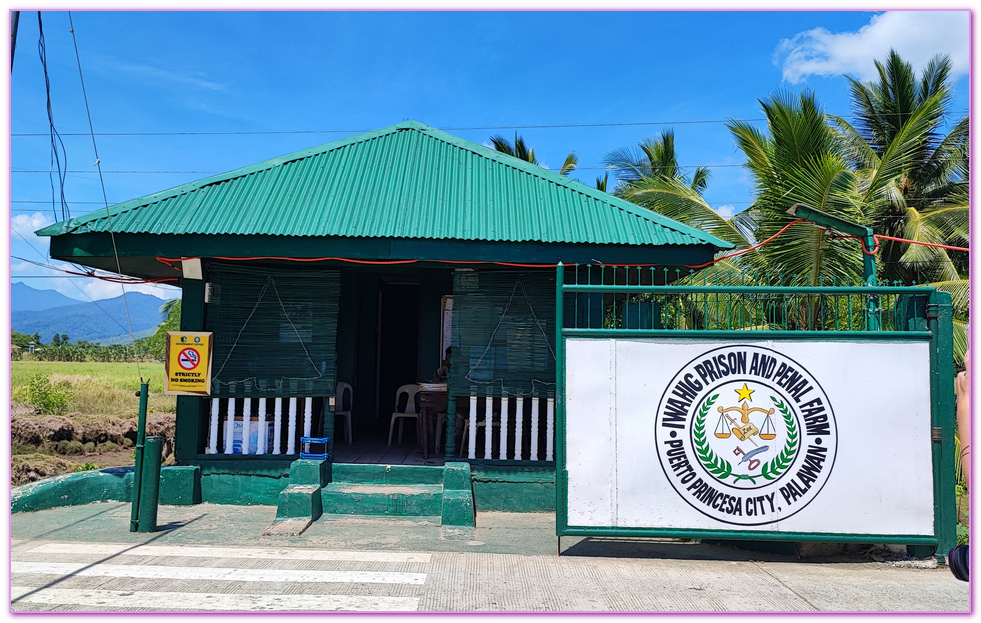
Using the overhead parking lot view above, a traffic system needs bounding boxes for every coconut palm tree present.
[830,49,969,288]
[830,51,969,356]
[602,130,747,249]
[489,132,579,176]
[604,129,709,194]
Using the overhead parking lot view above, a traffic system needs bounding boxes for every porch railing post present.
[514,395,524,461]
[498,395,510,461]
[483,388,493,460]
[242,395,252,455]
[530,395,540,461]
[468,392,478,460]
[287,397,298,455]
[208,398,220,454]
[257,397,267,455]
[272,397,283,455]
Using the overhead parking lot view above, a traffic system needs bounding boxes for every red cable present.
[873,234,968,253]
[685,219,807,270]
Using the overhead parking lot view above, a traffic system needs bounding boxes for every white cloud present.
[10,212,54,254]
[79,278,180,302]
[776,11,969,84]
[714,204,738,219]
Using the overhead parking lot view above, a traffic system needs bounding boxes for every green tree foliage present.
[11,331,33,348]
[490,132,579,176]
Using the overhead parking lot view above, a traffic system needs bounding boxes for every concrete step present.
[321,483,443,516]
[330,464,444,486]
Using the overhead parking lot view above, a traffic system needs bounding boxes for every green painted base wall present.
[13,461,555,515]
[471,465,556,512]
[11,466,202,514]
[190,460,292,506]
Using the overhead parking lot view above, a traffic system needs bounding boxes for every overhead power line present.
[9,110,968,137]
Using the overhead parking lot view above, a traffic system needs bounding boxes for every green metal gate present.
[555,263,956,558]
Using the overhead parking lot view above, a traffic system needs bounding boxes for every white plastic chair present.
[388,383,420,446]
[333,381,354,445]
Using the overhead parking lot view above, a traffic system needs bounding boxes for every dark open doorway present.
[376,281,420,425]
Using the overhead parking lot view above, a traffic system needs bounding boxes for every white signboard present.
[565,339,934,536]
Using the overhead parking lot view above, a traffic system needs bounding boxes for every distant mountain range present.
[11,283,172,345]
[10,283,82,312]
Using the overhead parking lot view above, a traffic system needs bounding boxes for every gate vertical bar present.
[929,290,956,559]
[555,262,567,536]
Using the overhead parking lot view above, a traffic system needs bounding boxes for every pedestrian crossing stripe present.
[13,561,427,585]
[11,587,419,612]
[26,542,433,563]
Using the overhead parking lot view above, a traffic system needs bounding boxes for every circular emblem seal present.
[654,345,837,526]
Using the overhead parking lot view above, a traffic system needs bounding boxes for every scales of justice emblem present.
[706,382,788,485]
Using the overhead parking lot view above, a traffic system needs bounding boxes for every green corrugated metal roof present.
[37,120,732,250]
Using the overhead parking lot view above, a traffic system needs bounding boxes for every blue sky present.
[8,9,971,302]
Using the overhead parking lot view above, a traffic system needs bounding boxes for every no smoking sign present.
[178,348,201,370]
[166,332,213,396]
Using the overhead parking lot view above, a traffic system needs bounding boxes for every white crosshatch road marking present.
[11,587,420,612]
[11,542,430,612]
[13,561,427,584]
[26,542,433,563]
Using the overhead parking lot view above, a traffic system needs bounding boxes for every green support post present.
[138,436,163,533]
[445,395,457,459]
[130,381,149,532]
[787,204,880,330]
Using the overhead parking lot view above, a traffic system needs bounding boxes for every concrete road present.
[10,502,970,612]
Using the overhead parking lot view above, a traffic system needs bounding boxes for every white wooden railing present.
[463,392,554,461]
[206,395,318,455]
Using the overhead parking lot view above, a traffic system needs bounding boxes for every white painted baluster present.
[498,395,510,461]
[545,397,555,462]
[224,388,236,454]
[208,398,220,454]
[483,389,492,460]
[530,396,540,461]
[272,397,283,455]
[303,397,313,438]
[257,398,267,455]
[286,397,298,455]
[242,396,252,455]
[468,392,478,460]
[514,396,524,461]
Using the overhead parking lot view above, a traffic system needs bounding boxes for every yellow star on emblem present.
[735,383,755,402]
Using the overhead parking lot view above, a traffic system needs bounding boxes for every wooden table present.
[417,390,447,460]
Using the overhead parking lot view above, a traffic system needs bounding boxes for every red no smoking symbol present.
[178,348,200,370]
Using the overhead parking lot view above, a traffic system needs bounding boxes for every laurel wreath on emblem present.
[692,394,733,481]
[760,397,799,481]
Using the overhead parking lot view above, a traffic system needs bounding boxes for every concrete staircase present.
[323,463,475,527]
[264,460,475,535]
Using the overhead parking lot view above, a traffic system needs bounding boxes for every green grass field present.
[12,361,175,415]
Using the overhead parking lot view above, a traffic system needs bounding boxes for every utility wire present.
[9,109,970,137]
[67,11,144,377]
[36,12,69,223]
[10,228,141,336]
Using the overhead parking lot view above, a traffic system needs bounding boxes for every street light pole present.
[786,204,880,330]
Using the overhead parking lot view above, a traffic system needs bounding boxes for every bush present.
[55,440,85,455]
[12,443,38,455]
[83,442,96,453]
[25,374,74,415]
[97,441,119,453]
